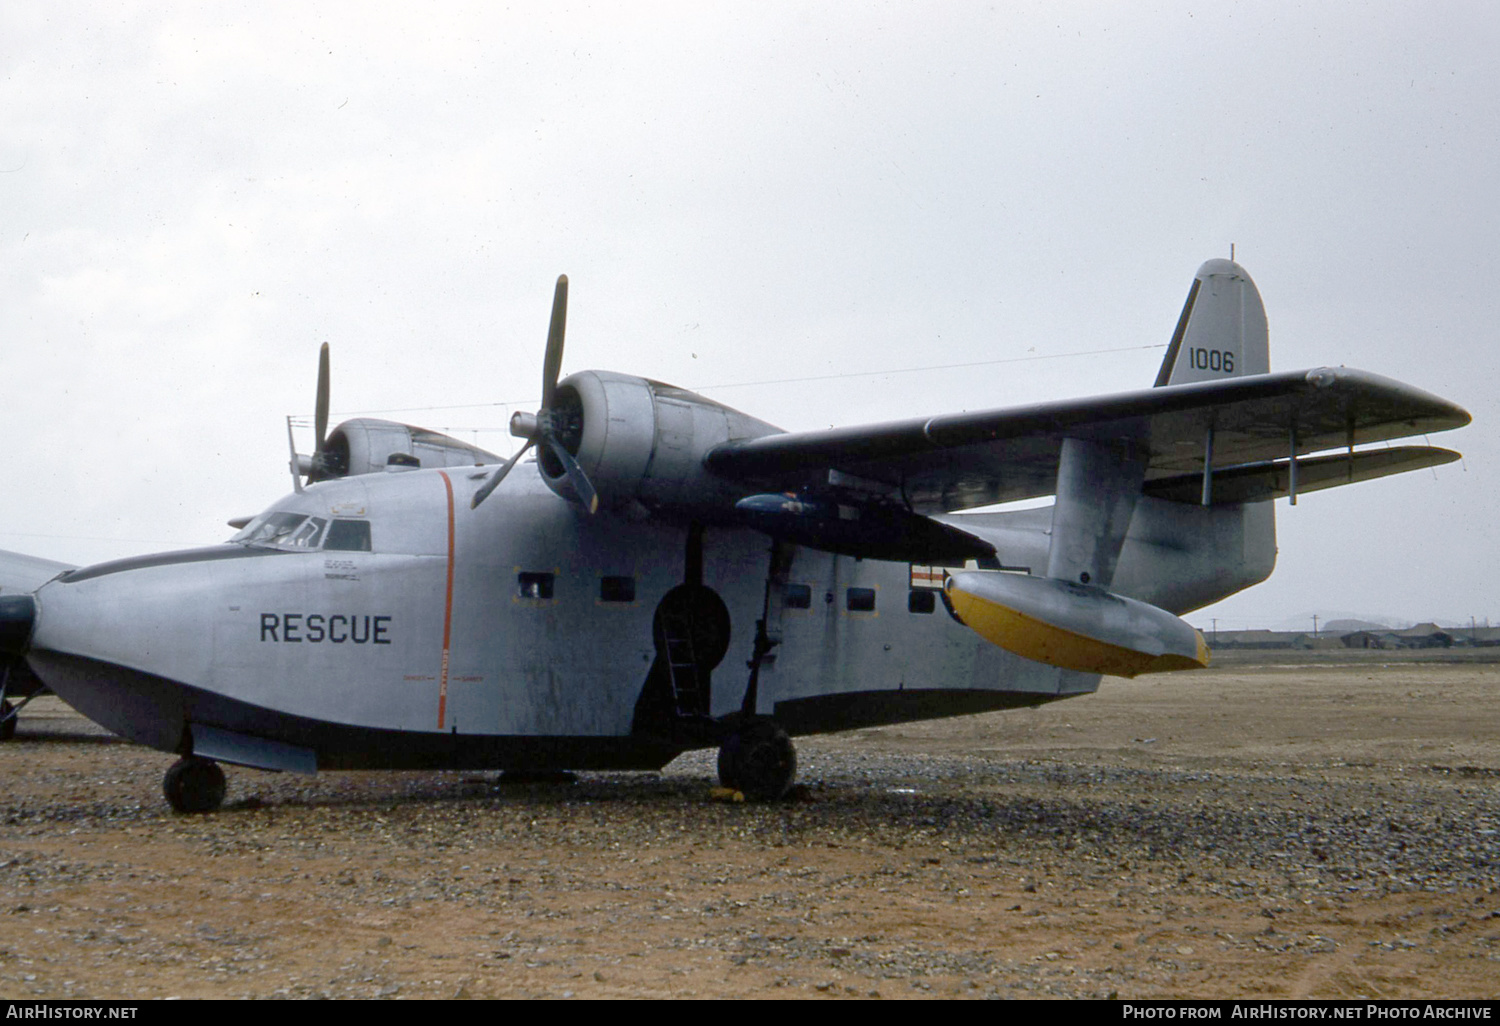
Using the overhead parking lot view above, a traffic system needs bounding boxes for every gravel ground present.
[0,661,1497,1000]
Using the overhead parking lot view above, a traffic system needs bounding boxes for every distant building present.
[1455,627,1500,647]
[1389,623,1454,648]
[1200,622,1494,651]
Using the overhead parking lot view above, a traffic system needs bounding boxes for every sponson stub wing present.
[703,367,1471,514]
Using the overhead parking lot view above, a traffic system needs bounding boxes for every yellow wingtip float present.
[944,571,1210,678]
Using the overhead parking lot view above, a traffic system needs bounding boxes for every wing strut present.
[1288,423,1299,505]
[1200,427,1214,507]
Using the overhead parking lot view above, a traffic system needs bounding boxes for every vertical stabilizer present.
[1150,258,1276,608]
[1154,259,1269,387]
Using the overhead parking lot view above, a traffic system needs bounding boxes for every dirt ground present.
[1,659,1498,1000]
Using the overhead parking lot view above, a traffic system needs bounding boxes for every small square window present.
[517,572,554,600]
[908,589,936,614]
[784,584,812,609]
[846,587,877,612]
[599,576,635,603]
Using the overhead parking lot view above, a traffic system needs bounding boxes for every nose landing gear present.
[163,756,226,814]
[716,716,796,801]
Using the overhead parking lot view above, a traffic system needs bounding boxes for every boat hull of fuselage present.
[22,470,1107,771]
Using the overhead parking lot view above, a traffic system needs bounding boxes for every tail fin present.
[1139,259,1275,611]
[1154,259,1269,387]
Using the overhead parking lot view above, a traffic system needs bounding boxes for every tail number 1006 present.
[1189,347,1235,373]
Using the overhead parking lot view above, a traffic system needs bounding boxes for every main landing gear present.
[163,756,226,814]
[716,716,797,801]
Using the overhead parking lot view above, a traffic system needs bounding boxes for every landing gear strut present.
[717,716,797,801]
[163,756,226,814]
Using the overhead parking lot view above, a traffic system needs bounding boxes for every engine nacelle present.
[320,418,501,478]
[539,371,782,519]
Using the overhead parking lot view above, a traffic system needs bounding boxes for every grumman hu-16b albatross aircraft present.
[0,260,1470,811]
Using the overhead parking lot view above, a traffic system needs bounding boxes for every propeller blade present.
[314,342,330,453]
[470,438,535,510]
[542,434,600,515]
[541,275,568,411]
[471,274,597,514]
[285,417,304,494]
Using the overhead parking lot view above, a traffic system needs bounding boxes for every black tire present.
[0,701,15,742]
[163,757,226,814]
[717,717,796,801]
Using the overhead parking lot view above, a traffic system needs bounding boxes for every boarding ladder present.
[657,606,707,719]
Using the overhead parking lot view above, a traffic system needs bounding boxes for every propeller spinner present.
[471,276,599,512]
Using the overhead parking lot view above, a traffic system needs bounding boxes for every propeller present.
[312,342,330,475]
[286,343,335,491]
[471,275,599,512]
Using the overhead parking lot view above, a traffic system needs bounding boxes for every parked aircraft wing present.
[704,367,1470,512]
[0,548,75,597]
[0,549,71,713]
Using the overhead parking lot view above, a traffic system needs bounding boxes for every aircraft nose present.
[0,595,35,655]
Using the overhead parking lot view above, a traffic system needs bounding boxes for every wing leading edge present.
[704,367,1470,513]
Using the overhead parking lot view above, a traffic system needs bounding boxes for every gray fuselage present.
[24,459,1268,773]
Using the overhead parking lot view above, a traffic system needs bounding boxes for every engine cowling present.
[536,371,782,519]
[320,418,502,478]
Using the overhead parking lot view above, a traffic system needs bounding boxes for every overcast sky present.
[2,2,1494,630]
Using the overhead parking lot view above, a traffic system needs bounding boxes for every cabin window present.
[324,519,372,552]
[908,589,936,614]
[846,587,877,612]
[599,576,635,603]
[784,584,812,609]
[517,572,555,600]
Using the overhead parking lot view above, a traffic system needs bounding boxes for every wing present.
[705,367,1470,512]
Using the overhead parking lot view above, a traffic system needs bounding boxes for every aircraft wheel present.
[717,717,796,801]
[0,701,15,742]
[163,756,226,814]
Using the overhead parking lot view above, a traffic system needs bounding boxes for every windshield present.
[231,512,328,550]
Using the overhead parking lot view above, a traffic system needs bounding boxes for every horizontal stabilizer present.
[1144,446,1461,505]
[945,571,1209,678]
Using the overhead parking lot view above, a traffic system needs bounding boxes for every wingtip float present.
[944,571,1210,678]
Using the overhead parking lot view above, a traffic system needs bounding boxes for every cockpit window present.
[232,512,328,550]
[324,519,372,552]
